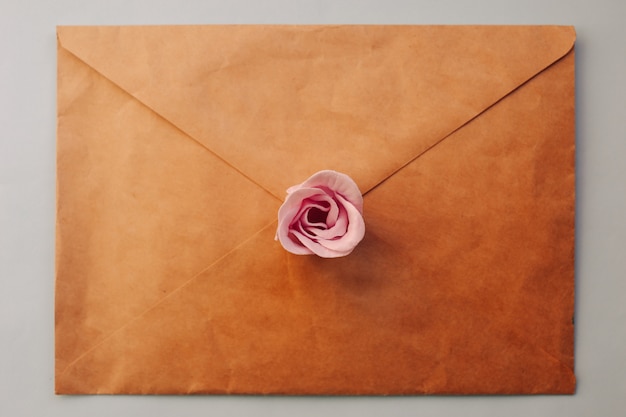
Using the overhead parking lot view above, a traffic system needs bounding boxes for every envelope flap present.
[56,25,574,197]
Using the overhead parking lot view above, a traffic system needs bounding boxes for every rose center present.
[306,207,328,224]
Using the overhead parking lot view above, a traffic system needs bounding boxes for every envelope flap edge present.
[57,25,576,197]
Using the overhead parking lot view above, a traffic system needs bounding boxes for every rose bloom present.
[275,170,365,258]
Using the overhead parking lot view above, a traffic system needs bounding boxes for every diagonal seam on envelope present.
[56,43,277,384]
[57,34,283,203]
[55,44,282,379]
[57,220,278,378]
[367,48,576,195]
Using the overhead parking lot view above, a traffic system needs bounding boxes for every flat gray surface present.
[1,0,625,416]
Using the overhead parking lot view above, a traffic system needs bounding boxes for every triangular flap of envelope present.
[56,25,575,197]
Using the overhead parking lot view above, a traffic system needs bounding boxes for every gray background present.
[1,0,625,416]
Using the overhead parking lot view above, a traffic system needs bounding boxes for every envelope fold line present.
[364,47,575,197]
[58,219,279,378]
[57,39,282,203]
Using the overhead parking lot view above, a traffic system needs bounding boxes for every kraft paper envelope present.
[55,25,576,394]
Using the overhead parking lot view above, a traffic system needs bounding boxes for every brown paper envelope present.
[55,25,576,394]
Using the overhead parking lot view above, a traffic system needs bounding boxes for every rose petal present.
[296,170,364,214]
[317,195,365,252]
[276,187,325,253]
[301,201,331,225]
[306,205,348,239]
[290,229,350,258]
[301,214,327,229]
[278,189,324,229]
[279,231,314,255]
[296,221,319,239]
[313,194,340,227]
[301,194,340,227]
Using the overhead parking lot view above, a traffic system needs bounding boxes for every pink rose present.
[276,170,365,258]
